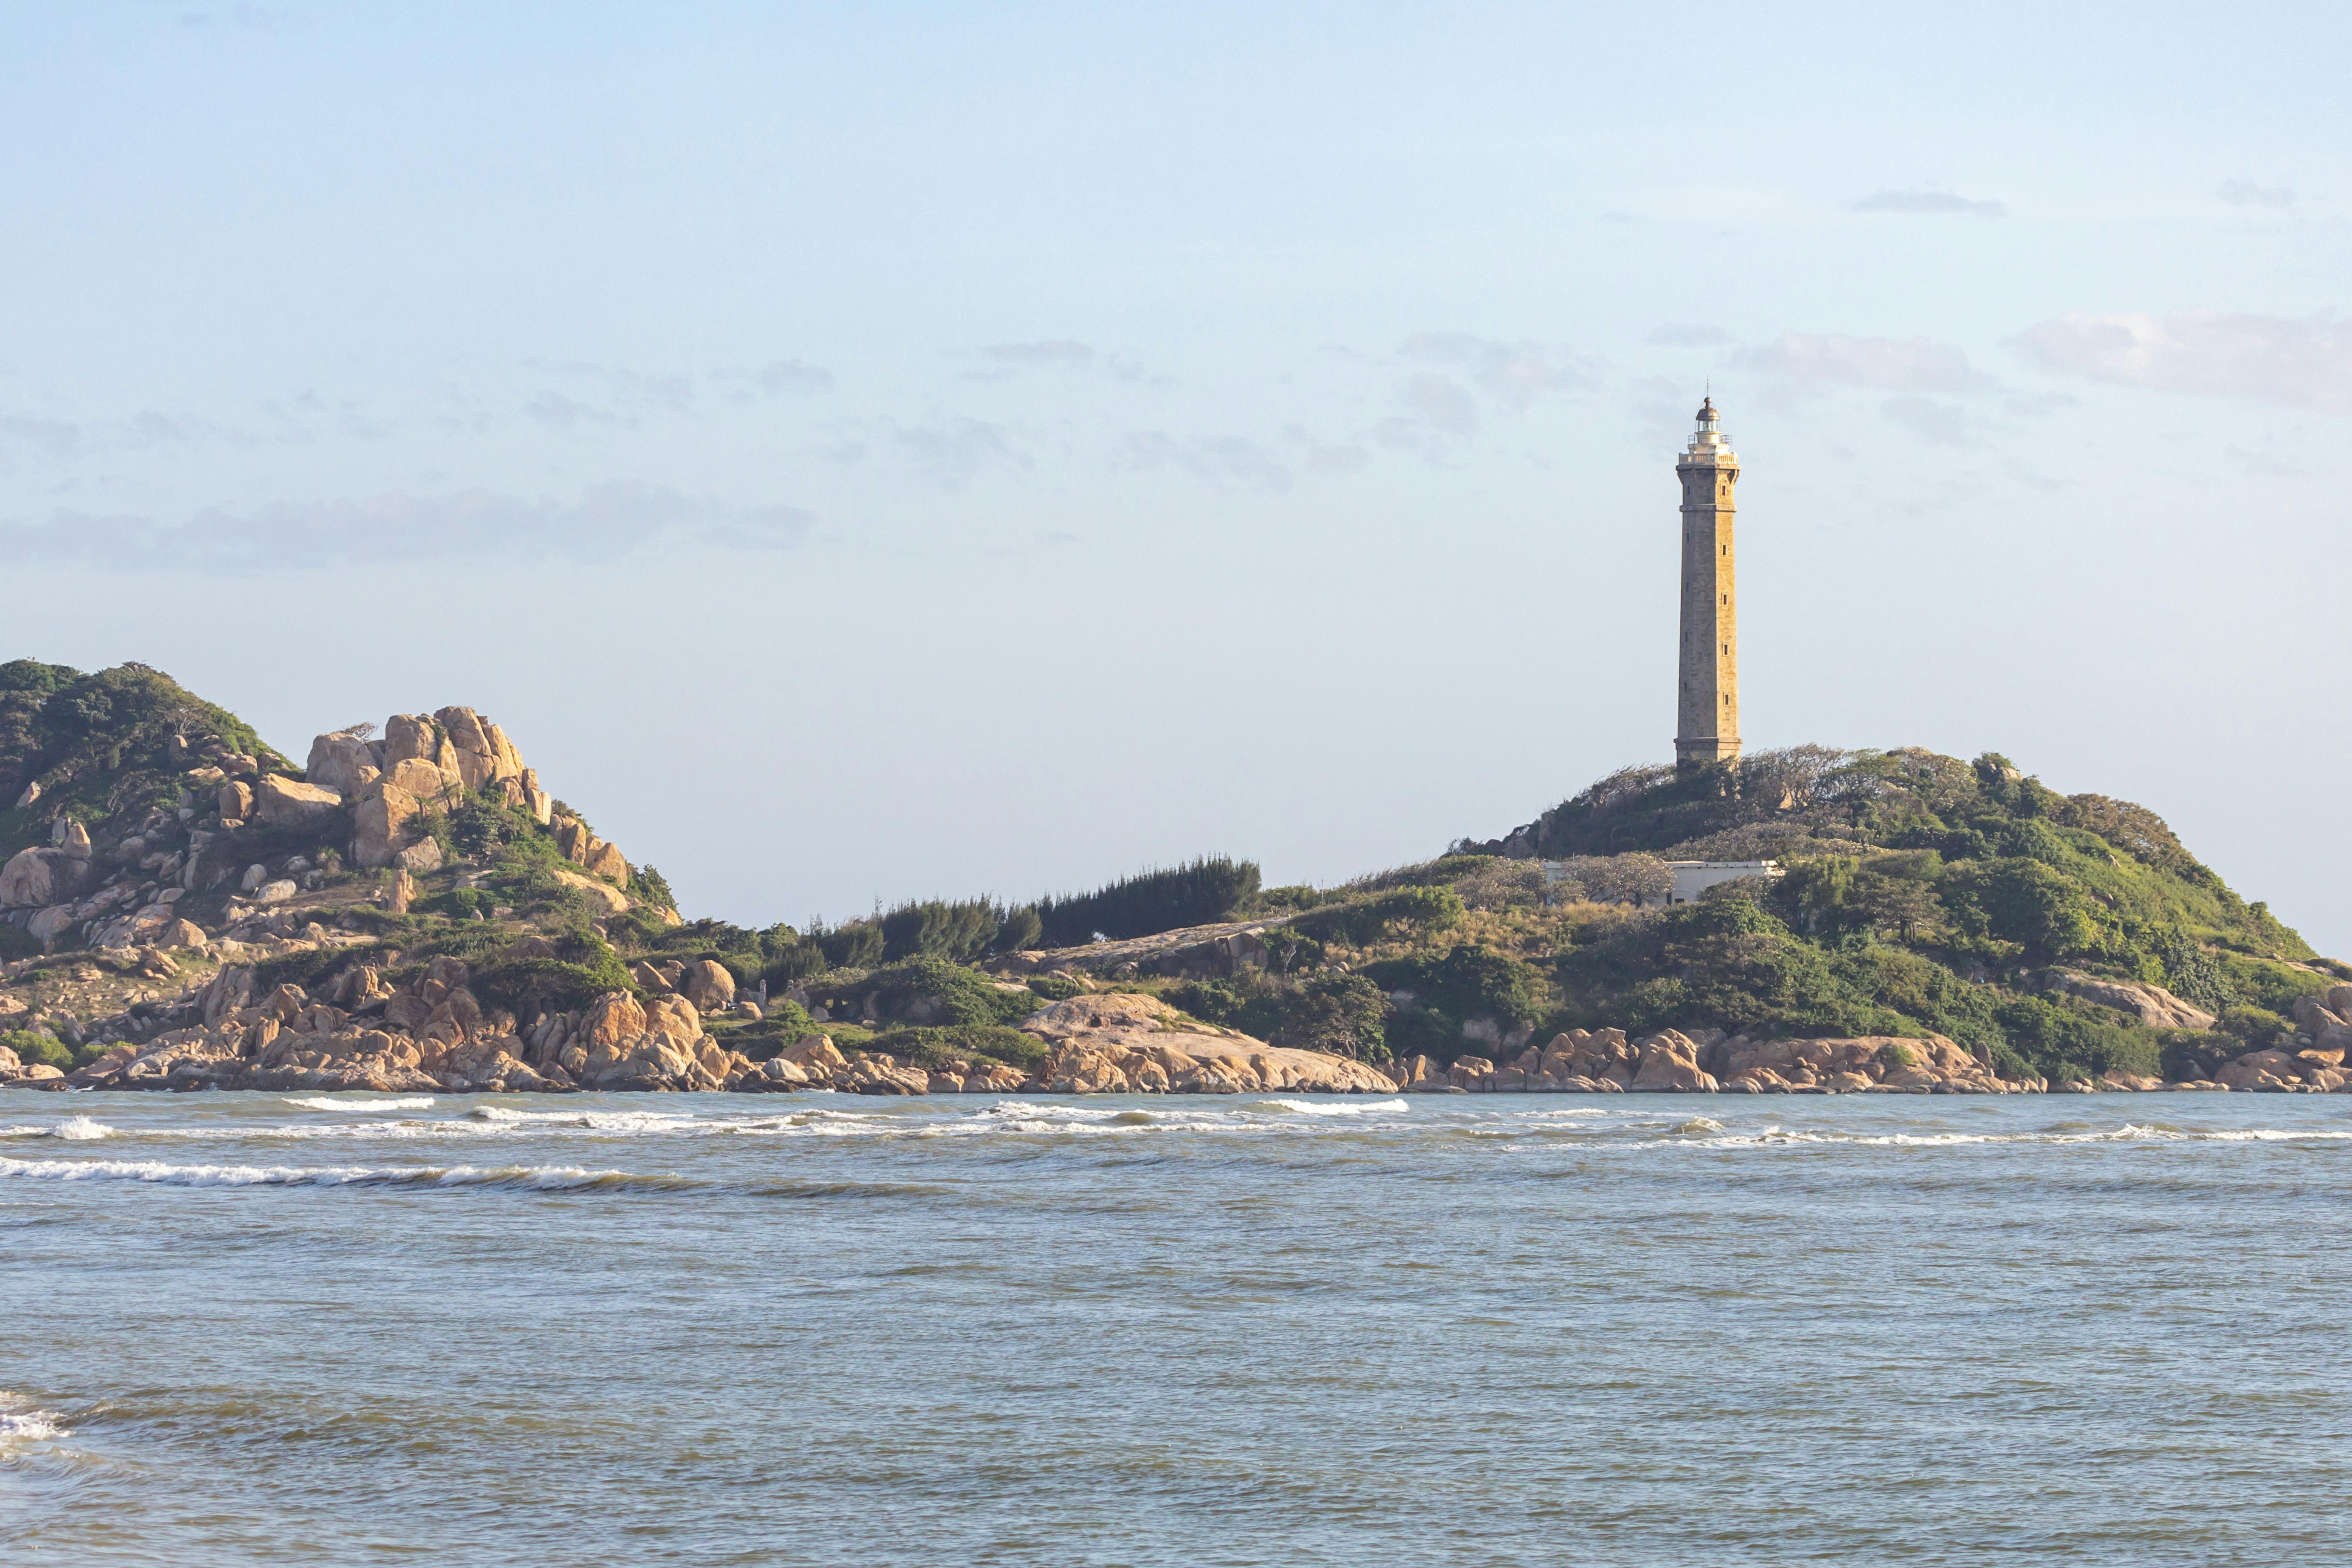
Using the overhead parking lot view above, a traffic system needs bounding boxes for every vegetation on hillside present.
[3,661,2335,1093]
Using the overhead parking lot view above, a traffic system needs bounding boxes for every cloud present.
[0,483,813,575]
[0,408,257,467]
[2216,178,2295,210]
[983,340,1096,366]
[753,359,834,394]
[1372,373,1483,458]
[977,340,1153,383]
[1851,188,2006,219]
[1879,395,1975,446]
[1399,333,1599,409]
[894,418,1021,488]
[522,365,697,429]
[2012,310,2352,413]
[1646,323,1734,348]
[1119,432,1292,493]
[1733,333,1994,394]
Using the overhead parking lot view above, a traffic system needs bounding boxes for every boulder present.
[27,905,77,943]
[0,847,95,908]
[305,732,380,795]
[156,918,207,949]
[352,783,421,870]
[784,1035,848,1073]
[395,838,444,875]
[255,775,343,830]
[54,819,91,858]
[550,865,629,913]
[518,767,553,825]
[1629,1031,1719,1092]
[681,959,736,1012]
[383,714,440,767]
[585,840,629,883]
[217,781,254,821]
[383,758,454,801]
[578,991,649,1055]
[2047,970,2217,1032]
[2219,1048,2314,1091]
[254,879,299,905]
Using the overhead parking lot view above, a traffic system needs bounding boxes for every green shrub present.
[1036,856,1262,946]
[762,943,828,989]
[1291,885,1465,946]
[1269,974,1390,1061]
[1991,993,2162,1083]
[864,1024,1046,1073]
[813,921,885,969]
[1027,972,1084,1002]
[2,1029,70,1070]
[878,899,1009,964]
[816,957,1039,1028]
[1363,943,1540,1027]
[631,864,678,912]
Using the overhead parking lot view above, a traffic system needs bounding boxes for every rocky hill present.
[3,661,2348,1098]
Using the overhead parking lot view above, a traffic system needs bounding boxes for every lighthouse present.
[1674,397,1741,771]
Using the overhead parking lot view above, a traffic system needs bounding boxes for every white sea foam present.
[283,1095,436,1111]
[1254,1098,1411,1116]
[0,1155,655,1190]
[0,1409,68,1444]
[1,1117,114,1141]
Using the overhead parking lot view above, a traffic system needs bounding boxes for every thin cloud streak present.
[0,483,814,576]
[1851,188,2006,219]
[2013,310,2352,413]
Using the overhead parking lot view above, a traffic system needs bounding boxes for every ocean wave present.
[283,1095,436,1111]
[1639,1122,2352,1152]
[0,1403,70,1444]
[1251,1098,1411,1116]
[0,1116,114,1141]
[0,1155,688,1192]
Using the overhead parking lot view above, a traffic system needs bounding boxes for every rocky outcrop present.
[1017,992,1399,1093]
[1407,1027,2028,1094]
[2047,970,2218,1032]
[0,846,98,909]
[255,775,343,830]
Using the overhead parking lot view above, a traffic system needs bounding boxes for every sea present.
[5,1089,2351,1565]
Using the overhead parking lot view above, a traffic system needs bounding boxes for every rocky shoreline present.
[5,950,2343,1096]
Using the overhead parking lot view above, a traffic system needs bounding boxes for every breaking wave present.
[0,1155,691,1192]
[0,1116,114,1141]
[283,1095,436,1111]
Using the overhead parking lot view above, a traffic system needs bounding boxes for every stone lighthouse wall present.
[1674,423,1740,769]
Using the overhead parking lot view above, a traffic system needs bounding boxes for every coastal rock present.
[217,781,254,821]
[1629,1031,1719,1093]
[681,959,736,1012]
[2047,970,2218,1032]
[255,775,344,830]
[1020,992,1396,1093]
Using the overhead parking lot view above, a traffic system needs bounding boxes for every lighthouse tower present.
[1674,397,1741,771]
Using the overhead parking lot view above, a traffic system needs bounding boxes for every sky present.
[3,2,2349,953]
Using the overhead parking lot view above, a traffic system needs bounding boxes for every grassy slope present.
[6,662,2335,1088]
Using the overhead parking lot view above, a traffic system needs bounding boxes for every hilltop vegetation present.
[2,662,2339,1092]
